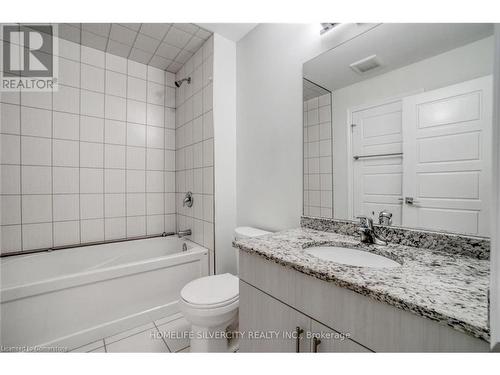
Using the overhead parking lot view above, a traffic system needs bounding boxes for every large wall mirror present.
[303,23,495,237]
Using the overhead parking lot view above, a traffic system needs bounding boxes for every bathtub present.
[0,236,209,352]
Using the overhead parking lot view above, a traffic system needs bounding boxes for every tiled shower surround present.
[303,93,333,218]
[0,35,215,255]
[174,37,215,267]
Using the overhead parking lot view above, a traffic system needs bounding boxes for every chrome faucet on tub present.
[357,216,387,245]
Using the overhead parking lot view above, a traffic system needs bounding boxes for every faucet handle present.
[183,191,193,208]
[356,216,373,229]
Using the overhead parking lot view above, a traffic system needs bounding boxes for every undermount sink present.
[305,246,401,268]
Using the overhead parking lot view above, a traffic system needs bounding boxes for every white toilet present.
[234,226,272,274]
[179,226,271,352]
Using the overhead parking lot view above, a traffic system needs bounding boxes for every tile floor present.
[71,313,191,353]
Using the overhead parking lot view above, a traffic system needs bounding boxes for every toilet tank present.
[234,227,272,240]
[234,227,272,275]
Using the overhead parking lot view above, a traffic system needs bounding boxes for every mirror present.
[303,23,495,237]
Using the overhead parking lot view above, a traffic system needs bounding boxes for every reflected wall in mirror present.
[303,23,495,237]
[303,79,333,218]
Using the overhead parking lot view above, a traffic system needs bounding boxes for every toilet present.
[234,226,272,274]
[179,226,271,352]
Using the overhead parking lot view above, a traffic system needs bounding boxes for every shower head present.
[175,77,191,88]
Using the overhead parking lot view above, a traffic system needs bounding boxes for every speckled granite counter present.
[233,228,490,342]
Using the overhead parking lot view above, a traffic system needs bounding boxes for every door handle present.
[398,197,420,205]
[313,337,321,353]
[295,326,304,353]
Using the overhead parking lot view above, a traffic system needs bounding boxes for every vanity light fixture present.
[320,23,340,35]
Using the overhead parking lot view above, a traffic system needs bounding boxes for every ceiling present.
[197,23,258,42]
[304,23,494,91]
[56,23,212,73]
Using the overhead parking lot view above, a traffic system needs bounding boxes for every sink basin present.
[305,246,401,268]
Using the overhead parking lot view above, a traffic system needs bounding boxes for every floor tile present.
[105,326,169,353]
[104,322,155,346]
[154,312,183,327]
[157,317,191,352]
[89,346,106,353]
[71,339,105,353]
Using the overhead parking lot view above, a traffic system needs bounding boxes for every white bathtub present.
[0,236,209,351]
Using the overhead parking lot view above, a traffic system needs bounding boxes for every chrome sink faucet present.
[357,216,387,246]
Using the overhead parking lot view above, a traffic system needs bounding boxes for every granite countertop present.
[234,228,490,342]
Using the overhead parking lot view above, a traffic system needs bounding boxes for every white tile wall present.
[0,39,177,253]
[175,37,214,265]
[303,94,333,218]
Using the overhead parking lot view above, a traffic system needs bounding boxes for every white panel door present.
[402,76,492,236]
[352,99,403,224]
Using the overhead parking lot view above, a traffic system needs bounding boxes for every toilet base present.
[189,323,231,352]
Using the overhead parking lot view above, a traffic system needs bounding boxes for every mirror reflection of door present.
[402,76,492,236]
[350,76,492,236]
[351,97,404,225]
[303,23,494,236]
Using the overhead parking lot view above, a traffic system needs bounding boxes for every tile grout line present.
[164,70,168,234]
[103,52,107,240]
[23,80,174,107]
[144,71,148,236]
[103,23,112,52]
[104,321,160,349]
[50,80,54,248]
[18,89,23,251]
[145,24,171,67]
[0,131,172,148]
[124,60,128,239]
[126,27,141,61]
[152,319,172,352]
[78,39,82,244]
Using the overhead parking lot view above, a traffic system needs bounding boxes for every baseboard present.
[39,301,180,351]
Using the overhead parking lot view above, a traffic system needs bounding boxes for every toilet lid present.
[181,273,239,307]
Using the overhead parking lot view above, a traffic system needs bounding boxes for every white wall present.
[491,24,500,352]
[236,23,377,231]
[331,36,494,219]
[213,34,237,274]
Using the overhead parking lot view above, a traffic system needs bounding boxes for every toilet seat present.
[181,294,239,310]
[180,297,239,320]
[181,273,239,309]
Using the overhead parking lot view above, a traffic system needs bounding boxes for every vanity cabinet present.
[239,281,311,352]
[239,281,370,353]
[238,250,489,352]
